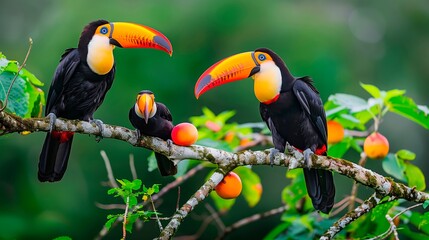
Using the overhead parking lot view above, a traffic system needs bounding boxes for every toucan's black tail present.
[155,152,177,176]
[38,132,74,182]
[303,168,335,214]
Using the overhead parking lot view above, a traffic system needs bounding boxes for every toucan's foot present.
[135,129,141,140]
[303,148,314,168]
[90,119,104,142]
[46,113,57,133]
[166,139,173,155]
[269,148,280,167]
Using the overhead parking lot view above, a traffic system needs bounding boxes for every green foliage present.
[0,52,44,118]
[105,179,160,233]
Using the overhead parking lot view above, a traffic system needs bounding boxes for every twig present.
[123,196,130,240]
[150,195,164,232]
[159,170,226,239]
[100,150,119,188]
[217,205,288,240]
[321,194,395,240]
[129,153,137,180]
[205,203,225,232]
[0,38,33,111]
[95,202,126,210]
[367,203,423,240]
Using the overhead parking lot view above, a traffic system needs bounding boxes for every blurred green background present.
[1,0,429,239]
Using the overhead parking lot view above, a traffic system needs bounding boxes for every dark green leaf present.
[388,95,429,129]
[396,149,416,161]
[382,154,407,182]
[235,167,262,207]
[405,163,426,191]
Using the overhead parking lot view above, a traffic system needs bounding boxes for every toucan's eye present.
[258,54,266,61]
[100,27,108,34]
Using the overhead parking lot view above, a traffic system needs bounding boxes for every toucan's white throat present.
[252,61,282,103]
[87,35,115,75]
[135,102,157,120]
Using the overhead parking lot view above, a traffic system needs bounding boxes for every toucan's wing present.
[45,48,80,114]
[260,103,286,152]
[157,102,173,122]
[292,77,327,145]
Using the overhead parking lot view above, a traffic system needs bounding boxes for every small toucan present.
[194,48,335,213]
[38,20,173,182]
[129,90,177,176]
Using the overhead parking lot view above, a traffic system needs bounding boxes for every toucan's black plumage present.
[39,20,173,182]
[259,48,334,213]
[194,48,335,213]
[129,90,177,176]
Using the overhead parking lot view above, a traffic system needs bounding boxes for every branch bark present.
[1,111,428,239]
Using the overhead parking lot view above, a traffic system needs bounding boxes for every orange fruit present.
[224,131,235,143]
[215,172,242,199]
[364,132,389,159]
[327,120,345,144]
[171,122,198,146]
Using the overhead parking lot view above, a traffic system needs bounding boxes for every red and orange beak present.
[95,22,173,55]
[194,51,261,99]
[137,93,156,124]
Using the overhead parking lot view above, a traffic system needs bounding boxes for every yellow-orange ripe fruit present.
[215,172,242,199]
[327,120,345,144]
[171,122,198,146]
[364,132,389,159]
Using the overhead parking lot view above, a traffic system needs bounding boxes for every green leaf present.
[370,200,397,221]
[0,53,45,118]
[282,169,310,212]
[235,167,262,207]
[105,215,118,230]
[210,190,236,212]
[202,107,216,119]
[327,140,350,158]
[107,188,117,195]
[128,195,138,207]
[382,154,407,182]
[130,179,142,190]
[328,93,369,113]
[388,95,429,129]
[125,214,139,233]
[385,89,406,102]
[396,149,416,161]
[53,236,73,240]
[424,200,429,209]
[360,83,381,98]
[404,163,426,191]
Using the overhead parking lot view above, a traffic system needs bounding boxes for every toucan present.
[194,48,335,213]
[38,20,173,182]
[129,90,177,176]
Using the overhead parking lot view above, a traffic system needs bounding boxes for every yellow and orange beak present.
[95,22,173,55]
[136,92,156,124]
[194,51,268,98]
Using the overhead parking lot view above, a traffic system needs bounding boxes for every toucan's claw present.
[303,148,314,169]
[166,139,173,156]
[47,113,57,133]
[135,129,141,141]
[91,119,104,142]
[269,148,280,167]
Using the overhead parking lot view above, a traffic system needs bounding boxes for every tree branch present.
[2,111,429,239]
